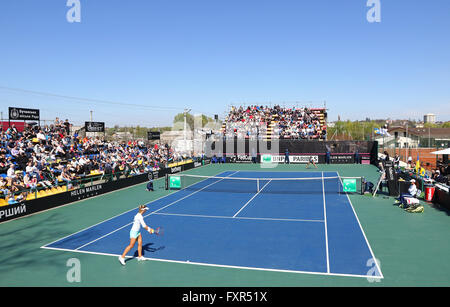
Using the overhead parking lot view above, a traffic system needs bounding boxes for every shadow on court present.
[127,243,165,261]
[0,212,69,275]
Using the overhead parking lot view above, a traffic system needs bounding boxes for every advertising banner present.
[261,155,319,164]
[9,107,40,121]
[85,121,105,132]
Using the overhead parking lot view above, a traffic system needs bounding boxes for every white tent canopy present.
[431,148,450,155]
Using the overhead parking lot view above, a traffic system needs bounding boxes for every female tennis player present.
[306,156,318,169]
[118,205,157,265]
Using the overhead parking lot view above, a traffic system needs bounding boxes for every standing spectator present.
[284,149,290,164]
[251,147,257,163]
[63,119,71,135]
[394,154,400,168]
[355,149,360,164]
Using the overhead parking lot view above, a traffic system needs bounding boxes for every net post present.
[338,176,341,195]
[360,176,364,195]
[257,178,260,193]
[165,173,169,190]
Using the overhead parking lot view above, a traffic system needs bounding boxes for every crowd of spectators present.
[399,155,450,186]
[222,105,326,139]
[0,118,184,204]
[222,105,272,139]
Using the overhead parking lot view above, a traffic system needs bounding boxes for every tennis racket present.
[151,227,164,236]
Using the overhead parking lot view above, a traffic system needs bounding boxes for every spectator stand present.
[0,119,187,206]
[221,105,327,141]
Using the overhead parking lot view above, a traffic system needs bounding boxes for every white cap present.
[139,205,149,211]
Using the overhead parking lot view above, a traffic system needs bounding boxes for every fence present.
[382,148,440,171]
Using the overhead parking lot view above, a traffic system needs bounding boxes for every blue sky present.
[0,0,449,127]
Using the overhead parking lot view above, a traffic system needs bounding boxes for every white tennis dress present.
[130,212,147,238]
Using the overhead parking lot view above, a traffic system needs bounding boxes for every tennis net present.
[165,174,364,195]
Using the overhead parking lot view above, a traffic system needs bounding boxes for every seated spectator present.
[7,164,16,179]
[9,177,28,202]
[0,177,9,198]
[433,170,448,184]
[59,168,73,185]
[24,173,38,192]
[395,179,418,206]
[211,155,218,164]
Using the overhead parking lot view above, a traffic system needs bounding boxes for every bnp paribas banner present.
[261,155,318,164]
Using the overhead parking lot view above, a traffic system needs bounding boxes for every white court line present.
[40,164,222,249]
[153,211,324,223]
[40,169,383,280]
[336,171,384,279]
[232,179,272,218]
[72,171,240,251]
[321,172,330,274]
[41,245,382,280]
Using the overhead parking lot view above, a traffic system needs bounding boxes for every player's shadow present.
[132,243,165,258]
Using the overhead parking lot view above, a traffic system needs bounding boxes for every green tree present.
[328,120,384,141]
[172,113,214,130]
[423,122,438,128]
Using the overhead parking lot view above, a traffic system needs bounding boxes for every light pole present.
[184,108,191,153]
[406,123,408,163]
[90,110,94,138]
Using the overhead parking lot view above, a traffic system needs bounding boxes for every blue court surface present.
[42,171,383,279]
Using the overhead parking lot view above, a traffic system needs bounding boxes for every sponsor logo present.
[9,108,19,119]
[0,204,27,220]
[171,166,182,173]
[261,154,272,163]
[330,155,354,164]
[236,155,252,162]
[272,156,286,163]
[194,162,202,168]
[70,184,103,197]
[290,156,318,163]
[263,155,318,163]
[148,171,159,180]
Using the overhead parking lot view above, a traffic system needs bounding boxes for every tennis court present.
[41,169,382,279]
[2,163,450,286]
